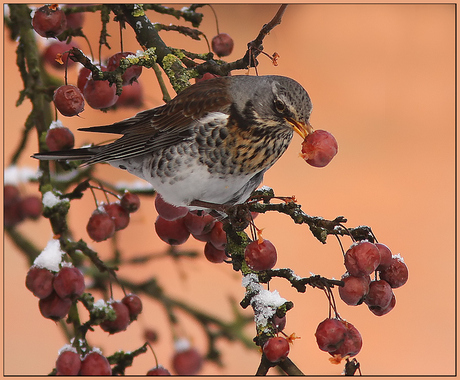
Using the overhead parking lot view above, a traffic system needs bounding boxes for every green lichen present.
[119,47,157,69]
[162,53,192,93]
[132,4,145,17]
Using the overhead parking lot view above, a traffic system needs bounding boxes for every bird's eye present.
[274,99,285,113]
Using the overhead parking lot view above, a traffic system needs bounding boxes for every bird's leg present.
[189,200,253,231]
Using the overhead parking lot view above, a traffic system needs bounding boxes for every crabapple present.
[120,191,141,213]
[315,318,347,353]
[86,210,116,242]
[122,293,143,321]
[375,243,393,271]
[26,266,55,299]
[211,33,234,57]
[39,291,72,321]
[344,241,381,277]
[364,280,394,311]
[103,202,130,231]
[154,194,188,221]
[32,5,67,38]
[80,352,112,375]
[100,301,131,334]
[301,129,338,167]
[53,85,85,117]
[45,126,75,151]
[53,266,85,300]
[21,195,43,219]
[338,273,370,306]
[154,216,190,245]
[379,255,408,288]
[204,241,226,263]
[55,350,81,375]
[244,239,277,271]
[107,52,143,86]
[263,337,290,362]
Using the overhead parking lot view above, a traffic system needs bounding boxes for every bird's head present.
[229,75,314,139]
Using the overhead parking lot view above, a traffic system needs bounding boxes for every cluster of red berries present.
[340,241,408,316]
[154,194,227,263]
[86,191,140,242]
[100,294,143,334]
[4,184,42,228]
[26,264,85,321]
[56,348,112,376]
[53,50,144,116]
[315,318,362,361]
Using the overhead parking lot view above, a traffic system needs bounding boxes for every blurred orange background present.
[2,3,456,376]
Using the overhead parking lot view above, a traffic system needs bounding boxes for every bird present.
[33,75,313,210]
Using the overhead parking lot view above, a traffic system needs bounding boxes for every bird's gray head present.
[229,75,313,138]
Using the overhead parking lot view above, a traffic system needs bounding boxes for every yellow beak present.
[287,118,313,139]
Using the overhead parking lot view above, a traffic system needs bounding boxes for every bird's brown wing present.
[80,77,232,165]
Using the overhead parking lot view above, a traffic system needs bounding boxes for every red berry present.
[21,195,43,219]
[172,347,203,375]
[204,241,226,263]
[263,337,290,363]
[32,5,67,38]
[120,191,141,213]
[211,33,234,57]
[83,76,118,109]
[183,211,216,235]
[116,81,144,108]
[103,202,130,231]
[64,10,85,30]
[147,366,171,375]
[209,221,226,250]
[301,130,338,167]
[315,318,347,352]
[53,266,85,300]
[86,209,116,242]
[195,72,221,83]
[364,280,394,311]
[4,197,25,228]
[46,126,75,151]
[369,293,396,316]
[344,241,381,277]
[43,40,79,69]
[144,328,158,343]
[100,301,131,334]
[26,266,55,299]
[244,239,277,271]
[80,352,112,375]
[272,315,286,332]
[329,321,362,359]
[107,52,143,86]
[122,293,143,321]
[154,193,189,221]
[379,255,408,288]
[39,291,72,321]
[4,185,20,206]
[77,67,92,92]
[53,85,85,117]
[375,243,393,271]
[338,274,370,306]
[155,216,190,245]
[56,350,81,375]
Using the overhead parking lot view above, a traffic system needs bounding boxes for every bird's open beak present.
[286,118,314,139]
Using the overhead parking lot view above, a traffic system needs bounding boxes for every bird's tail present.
[31,147,97,163]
